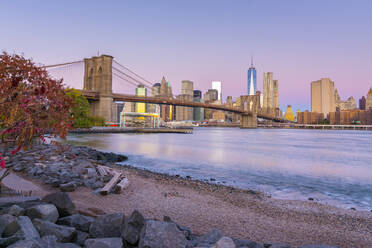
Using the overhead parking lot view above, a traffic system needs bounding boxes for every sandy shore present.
[4,163,372,248]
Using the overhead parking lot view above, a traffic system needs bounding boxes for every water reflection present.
[68,128,372,209]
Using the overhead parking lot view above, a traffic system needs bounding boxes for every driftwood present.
[99,171,121,195]
[97,166,108,177]
[114,177,129,194]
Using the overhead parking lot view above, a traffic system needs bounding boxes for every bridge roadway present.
[81,90,284,122]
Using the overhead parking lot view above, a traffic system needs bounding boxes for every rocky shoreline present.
[0,143,368,247]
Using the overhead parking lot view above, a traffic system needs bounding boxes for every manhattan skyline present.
[1,0,372,111]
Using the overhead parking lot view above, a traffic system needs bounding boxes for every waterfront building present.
[297,111,324,124]
[367,87,372,110]
[212,81,222,103]
[359,96,366,110]
[247,58,257,95]
[284,105,295,121]
[193,90,204,121]
[135,84,147,113]
[311,78,336,117]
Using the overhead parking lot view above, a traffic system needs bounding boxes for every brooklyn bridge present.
[44,54,285,128]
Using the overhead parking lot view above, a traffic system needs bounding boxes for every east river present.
[67,128,372,210]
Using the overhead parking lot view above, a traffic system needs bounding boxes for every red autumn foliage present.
[0,52,73,166]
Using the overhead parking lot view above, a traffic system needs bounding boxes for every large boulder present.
[7,240,42,248]
[216,237,236,248]
[38,235,81,248]
[2,216,40,240]
[57,214,94,232]
[32,219,76,243]
[7,205,25,217]
[26,204,59,223]
[85,238,123,248]
[193,229,222,247]
[138,220,188,248]
[75,230,89,246]
[89,213,124,238]
[0,196,41,209]
[0,214,17,236]
[42,192,76,217]
[0,236,23,248]
[121,210,145,245]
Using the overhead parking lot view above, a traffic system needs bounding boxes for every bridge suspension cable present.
[41,60,84,69]
[113,60,154,88]
[112,66,152,91]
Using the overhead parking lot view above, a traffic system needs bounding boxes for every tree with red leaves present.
[0,52,73,175]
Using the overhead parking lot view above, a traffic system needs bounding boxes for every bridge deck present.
[81,90,284,122]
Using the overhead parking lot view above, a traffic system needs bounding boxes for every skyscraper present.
[263,72,274,109]
[366,87,372,110]
[311,78,335,116]
[359,96,366,110]
[193,90,204,121]
[273,80,279,108]
[247,58,257,95]
[176,80,194,121]
[135,84,147,113]
[212,81,222,102]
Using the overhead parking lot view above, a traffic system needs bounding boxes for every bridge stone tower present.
[240,95,259,128]
[84,55,116,123]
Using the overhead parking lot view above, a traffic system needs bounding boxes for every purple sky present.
[1,0,372,111]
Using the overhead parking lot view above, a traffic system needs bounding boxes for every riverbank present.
[1,143,371,247]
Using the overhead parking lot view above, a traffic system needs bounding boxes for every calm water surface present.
[67,128,372,210]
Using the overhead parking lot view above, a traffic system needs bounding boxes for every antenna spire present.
[251,56,253,67]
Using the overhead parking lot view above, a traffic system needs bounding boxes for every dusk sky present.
[1,0,372,111]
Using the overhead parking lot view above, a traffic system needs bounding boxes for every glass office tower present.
[247,58,257,95]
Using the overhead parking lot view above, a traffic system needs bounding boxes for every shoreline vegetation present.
[1,143,371,247]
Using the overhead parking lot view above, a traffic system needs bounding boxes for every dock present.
[70,127,193,134]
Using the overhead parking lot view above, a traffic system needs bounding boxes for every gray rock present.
[26,204,59,223]
[162,215,191,240]
[91,181,104,189]
[7,205,25,217]
[57,214,94,232]
[42,192,76,217]
[0,214,17,236]
[121,210,145,245]
[139,220,188,248]
[0,235,22,248]
[75,230,89,246]
[59,182,77,192]
[7,240,42,248]
[195,229,222,247]
[3,216,40,240]
[89,213,124,238]
[32,218,76,243]
[298,246,339,248]
[85,238,123,248]
[236,239,264,248]
[0,196,41,209]
[38,235,58,248]
[264,243,291,248]
[217,237,236,248]
[38,235,81,248]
